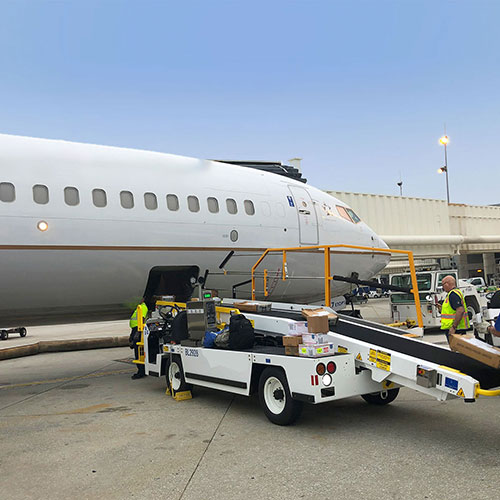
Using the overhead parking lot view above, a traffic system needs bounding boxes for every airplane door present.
[288,186,318,245]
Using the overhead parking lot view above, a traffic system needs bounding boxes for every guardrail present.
[250,244,423,328]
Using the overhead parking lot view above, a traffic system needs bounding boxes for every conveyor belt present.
[247,309,500,389]
[334,315,500,390]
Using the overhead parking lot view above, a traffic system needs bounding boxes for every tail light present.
[327,361,336,374]
[316,363,326,375]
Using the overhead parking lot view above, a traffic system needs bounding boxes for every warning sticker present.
[382,380,394,389]
[356,353,362,361]
[457,388,465,397]
[368,348,391,371]
[338,345,348,354]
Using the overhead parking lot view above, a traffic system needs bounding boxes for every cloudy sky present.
[1,0,499,204]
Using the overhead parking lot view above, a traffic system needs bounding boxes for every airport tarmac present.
[2,299,496,500]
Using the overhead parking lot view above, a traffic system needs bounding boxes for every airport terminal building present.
[329,190,500,284]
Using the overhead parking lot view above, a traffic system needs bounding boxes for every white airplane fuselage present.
[0,134,389,327]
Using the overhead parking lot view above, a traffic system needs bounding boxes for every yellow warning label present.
[377,350,391,362]
[338,345,348,354]
[368,348,391,371]
[356,353,362,361]
[163,345,170,352]
[457,388,465,397]
[382,380,394,389]
[376,360,390,371]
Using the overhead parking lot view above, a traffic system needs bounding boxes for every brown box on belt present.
[282,335,303,347]
[301,308,338,324]
[449,334,500,369]
[234,301,271,313]
[307,315,329,333]
[284,346,299,356]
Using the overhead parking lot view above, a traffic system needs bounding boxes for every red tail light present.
[327,361,336,374]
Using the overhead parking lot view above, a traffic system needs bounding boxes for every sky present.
[0,0,499,205]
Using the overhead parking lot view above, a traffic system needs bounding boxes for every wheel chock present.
[165,386,171,396]
[173,390,192,401]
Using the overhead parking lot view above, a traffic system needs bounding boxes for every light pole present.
[438,135,450,203]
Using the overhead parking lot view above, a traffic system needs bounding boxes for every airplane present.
[0,133,389,329]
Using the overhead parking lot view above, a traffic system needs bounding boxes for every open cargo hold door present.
[143,266,199,307]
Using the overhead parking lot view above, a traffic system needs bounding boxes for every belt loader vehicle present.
[135,297,500,426]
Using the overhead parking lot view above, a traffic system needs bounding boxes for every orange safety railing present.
[250,244,423,328]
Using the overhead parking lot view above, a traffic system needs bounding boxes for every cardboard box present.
[307,315,329,333]
[282,335,303,347]
[301,308,338,324]
[302,333,327,344]
[298,343,335,357]
[234,301,271,313]
[285,346,299,356]
[287,321,308,336]
[449,334,500,369]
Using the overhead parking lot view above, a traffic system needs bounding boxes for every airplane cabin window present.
[144,192,158,210]
[336,205,352,222]
[64,186,80,206]
[207,197,219,213]
[244,200,255,215]
[120,190,134,209]
[346,207,361,223]
[260,201,271,217]
[166,194,179,211]
[92,188,107,208]
[188,195,200,212]
[33,184,49,205]
[275,202,285,217]
[0,182,15,202]
[226,198,237,214]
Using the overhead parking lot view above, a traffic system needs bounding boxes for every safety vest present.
[440,288,470,330]
[129,303,148,328]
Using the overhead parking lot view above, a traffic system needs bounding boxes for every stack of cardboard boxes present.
[282,308,338,357]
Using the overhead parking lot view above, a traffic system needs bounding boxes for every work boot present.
[131,373,146,380]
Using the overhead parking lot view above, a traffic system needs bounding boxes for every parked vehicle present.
[389,270,485,332]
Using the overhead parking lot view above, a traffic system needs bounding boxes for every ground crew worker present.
[129,298,148,379]
[439,275,470,344]
[487,315,500,337]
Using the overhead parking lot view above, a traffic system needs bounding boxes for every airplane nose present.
[374,235,389,250]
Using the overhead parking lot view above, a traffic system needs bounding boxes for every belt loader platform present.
[138,300,500,426]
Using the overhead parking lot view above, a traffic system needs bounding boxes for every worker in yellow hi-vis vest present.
[129,298,148,379]
[439,275,470,344]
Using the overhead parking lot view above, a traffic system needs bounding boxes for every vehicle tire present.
[258,367,303,426]
[465,304,477,323]
[361,387,399,405]
[165,355,192,396]
[19,327,27,337]
[1,330,8,340]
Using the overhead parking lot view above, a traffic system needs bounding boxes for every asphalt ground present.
[3,298,494,500]
[1,347,500,500]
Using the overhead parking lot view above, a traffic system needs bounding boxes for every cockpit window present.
[336,205,352,222]
[346,208,361,223]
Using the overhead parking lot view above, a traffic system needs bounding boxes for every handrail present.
[251,244,423,328]
[476,387,500,397]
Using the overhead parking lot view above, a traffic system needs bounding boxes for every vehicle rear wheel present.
[1,330,8,340]
[361,388,399,405]
[258,367,303,425]
[466,304,477,323]
[165,355,192,396]
[19,327,27,337]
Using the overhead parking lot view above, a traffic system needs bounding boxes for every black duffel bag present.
[228,314,255,350]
